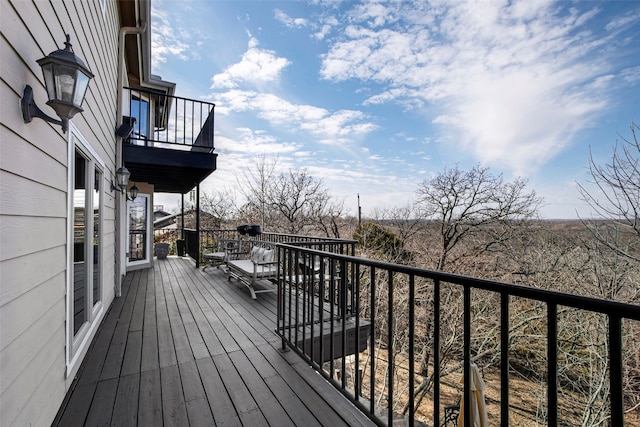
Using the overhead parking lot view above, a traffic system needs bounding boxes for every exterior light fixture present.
[129,184,139,201]
[116,116,136,139]
[21,34,94,133]
[110,167,131,194]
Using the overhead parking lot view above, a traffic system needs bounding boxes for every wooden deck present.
[54,256,377,427]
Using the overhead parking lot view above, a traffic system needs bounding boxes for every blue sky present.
[150,0,640,219]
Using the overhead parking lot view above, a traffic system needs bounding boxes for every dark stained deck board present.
[254,342,356,427]
[54,257,377,427]
[138,368,163,425]
[159,260,194,364]
[140,266,159,372]
[192,264,280,346]
[100,269,144,380]
[195,356,242,426]
[178,274,229,356]
[111,373,140,426]
[165,262,212,360]
[227,350,297,427]
[120,329,143,377]
[160,364,189,426]
[155,261,178,368]
[129,268,147,332]
[54,272,137,426]
[84,377,118,426]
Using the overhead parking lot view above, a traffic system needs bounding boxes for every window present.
[67,124,105,373]
[93,167,102,306]
[131,96,149,143]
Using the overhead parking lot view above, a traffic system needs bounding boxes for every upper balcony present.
[122,86,217,194]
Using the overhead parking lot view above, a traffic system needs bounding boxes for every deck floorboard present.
[54,256,377,427]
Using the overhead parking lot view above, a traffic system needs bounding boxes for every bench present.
[227,244,278,299]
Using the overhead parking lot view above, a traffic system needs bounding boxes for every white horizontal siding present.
[0,0,121,425]
[0,313,66,427]
[0,246,66,309]
[0,269,65,351]
[0,216,67,261]
[0,171,67,218]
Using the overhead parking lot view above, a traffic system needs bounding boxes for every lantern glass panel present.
[117,168,130,188]
[54,64,76,103]
[41,63,56,101]
[74,72,90,107]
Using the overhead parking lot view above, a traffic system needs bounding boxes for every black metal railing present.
[195,229,357,264]
[200,228,238,251]
[275,243,640,427]
[123,87,215,152]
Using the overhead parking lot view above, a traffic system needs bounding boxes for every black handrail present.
[275,243,640,427]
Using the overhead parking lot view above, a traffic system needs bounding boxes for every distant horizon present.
[150,0,639,220]
[152,199,632,225]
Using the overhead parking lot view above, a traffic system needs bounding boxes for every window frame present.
[66,123,105,376]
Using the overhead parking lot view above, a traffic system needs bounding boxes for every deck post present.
[195,184,200,268]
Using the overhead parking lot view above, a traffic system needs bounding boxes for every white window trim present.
[126,193,153,268]
[66,122,106,377]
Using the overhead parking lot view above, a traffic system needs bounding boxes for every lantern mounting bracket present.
[21,85,66,132]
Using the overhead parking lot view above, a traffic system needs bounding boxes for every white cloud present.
[621,66,640,84]
[213,90,378,144]
[151,6,191,68]
[274,9,308,28]
[216,128,300,155]
[313,15,339,40]
[211,36,291,89]
[319,0,629,175]
[605,8,640,32]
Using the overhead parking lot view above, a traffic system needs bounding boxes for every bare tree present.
[370,204,423,243]
[312,198,348,238]
[200,188,238,227]
[578,122,640,262]
[266,168,328,233]
[415,164,542,271]
[238,154,278,228]
[239,156,342,234]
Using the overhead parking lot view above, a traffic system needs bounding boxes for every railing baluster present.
[355,261,362,401]
[547,302,558,426]
[501,293,509,427]
[340,258,348,388]
[408,274,415,426]
[609,315,623,427]
[463,286,471,427]
[387,269,394,426]
[433,278,441,427]
[370,265,376,416]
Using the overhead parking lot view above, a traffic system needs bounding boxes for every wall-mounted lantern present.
[129,184,139,201]
[21,34,94,133]
[111,168,138,200]
[110,167,131,194]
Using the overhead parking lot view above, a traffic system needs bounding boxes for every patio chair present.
[202,239,238,271]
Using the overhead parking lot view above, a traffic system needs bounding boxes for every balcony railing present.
[123,86,215,152]
[275,243,640,427]
[158,228,639,425]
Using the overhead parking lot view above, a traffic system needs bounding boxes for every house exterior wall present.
[0,1,121,425]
